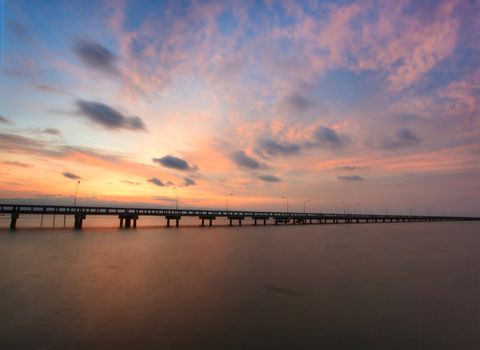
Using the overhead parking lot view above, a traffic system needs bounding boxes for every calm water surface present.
[1,222,480,349]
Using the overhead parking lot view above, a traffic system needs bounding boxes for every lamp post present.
[73,180,80,207]
[281,196,289,213]
[173,187,179,210]
[226,193,233,211]
[303,199,311,213]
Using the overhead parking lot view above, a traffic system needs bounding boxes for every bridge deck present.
[0,204,478,229]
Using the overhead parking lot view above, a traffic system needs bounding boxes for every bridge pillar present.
[209,219,213,226]
[263,219,267,225]
[74,214,86,229]
[229,219,233,226]
[119,214,138,229]
[201,218,205,226]
[10,213,19,230]
[254,219,257,225]
[166,216,180,228]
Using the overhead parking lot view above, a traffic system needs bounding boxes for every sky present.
[0,0,479,215]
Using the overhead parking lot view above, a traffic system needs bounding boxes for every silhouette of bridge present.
[1,204,478,229]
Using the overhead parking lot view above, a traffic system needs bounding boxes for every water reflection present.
[1,222,480,349]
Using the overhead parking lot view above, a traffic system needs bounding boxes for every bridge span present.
[1,204,478,229]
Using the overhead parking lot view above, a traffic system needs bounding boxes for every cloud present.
[63,172,82,180]
[74,39,119,75]
[337,175,364,181]
[0,132,45,151]
[43,128,61,135]
[0,116,12,124]
[75,99,146,131]
[32,83,68,95]
[258,138,302,157]
[148,177,165,187]
[183,177,196,186]
[382,128,421,149]
[335,165,369,171]
[152,155,197,171]
[2,161,32,168]
[121,180,141,185]
[314,126,347,148]
[257,175,281,182]
[152,196,176,203]
[230,150,265,170]
[283,93,314,114]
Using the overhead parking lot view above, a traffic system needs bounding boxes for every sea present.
[1,216,480,349]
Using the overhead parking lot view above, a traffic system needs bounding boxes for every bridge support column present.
[119,214,138,229]
[202,218,205,226]
[74,214,86,229]
[229,219,233,226]
[165,217,180,227]
[263,219,267,225]
[10,213,19,230]
[209,219,213,226]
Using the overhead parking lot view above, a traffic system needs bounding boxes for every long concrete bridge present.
[1,204,478,229]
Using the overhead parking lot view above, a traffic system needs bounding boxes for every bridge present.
[1,204,478,229]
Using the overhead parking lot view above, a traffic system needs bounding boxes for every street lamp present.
[226,193,233,211]
[73,180,80,207]
[281,196,289,213]
[303,199,311,213]
[173,187,179,210]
